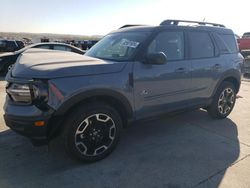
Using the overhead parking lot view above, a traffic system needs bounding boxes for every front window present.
[85,32,149,61]
[147,31,184,61]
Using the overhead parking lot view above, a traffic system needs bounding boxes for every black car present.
[0,40,25,53]
[0,42,85,75]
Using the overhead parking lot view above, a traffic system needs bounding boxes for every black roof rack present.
[160,19,225,28]
[119,25,146,29]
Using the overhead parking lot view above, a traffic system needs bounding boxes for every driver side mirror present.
[145,52,167,65]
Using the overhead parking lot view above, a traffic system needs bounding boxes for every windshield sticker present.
[120,39,140,48]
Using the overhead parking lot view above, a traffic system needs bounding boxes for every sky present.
[0,0,250,36]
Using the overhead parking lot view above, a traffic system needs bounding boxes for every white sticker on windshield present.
[121,39,140,48]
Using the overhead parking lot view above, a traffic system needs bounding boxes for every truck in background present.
[238,32,250,57]
[237,32,250,76]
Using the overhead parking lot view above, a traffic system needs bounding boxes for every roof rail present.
[160,19,225,28]
[119,25,145,29]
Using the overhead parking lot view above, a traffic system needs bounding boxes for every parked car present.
[0,42,85,75]
[80,40,99,50]
[4,20,243,162]
[0,40,25,54]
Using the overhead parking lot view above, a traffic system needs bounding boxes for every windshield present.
[85,32,149,61]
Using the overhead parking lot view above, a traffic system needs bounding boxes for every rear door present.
[187,31,221,100]
[133,30,192,118]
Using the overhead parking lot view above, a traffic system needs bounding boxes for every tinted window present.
[5,41,17,51]
[188,32,214,59]
[214,34,238,54]
[16,41,25,48]
[0,41,7,52]
[34,45,50,49]
[54,45,72,51]
[148,31,184,61]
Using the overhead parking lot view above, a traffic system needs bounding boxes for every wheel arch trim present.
[53,89,134,119]
[212,69,241,97]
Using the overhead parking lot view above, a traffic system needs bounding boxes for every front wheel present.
[2,63,14,76]
[63,103,122,162]
[207,81,236,119]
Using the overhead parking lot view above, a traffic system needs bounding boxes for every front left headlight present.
[6,83,32,103]
[6,82,48,104]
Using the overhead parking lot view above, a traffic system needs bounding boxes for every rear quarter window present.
[213,34,238,54]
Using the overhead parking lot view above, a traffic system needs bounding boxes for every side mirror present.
[145,52,167,65]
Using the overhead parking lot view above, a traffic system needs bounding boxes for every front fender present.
[53,88,134,118]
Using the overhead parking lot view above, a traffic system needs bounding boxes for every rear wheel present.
[207,81,236,119]
[63,103,122,162]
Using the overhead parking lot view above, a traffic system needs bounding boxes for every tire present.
[2,63,14,75]
[207,81,236,119]
[62,103,122,162]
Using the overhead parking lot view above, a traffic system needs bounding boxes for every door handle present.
[213,64,221,70]
[175,67,187,73]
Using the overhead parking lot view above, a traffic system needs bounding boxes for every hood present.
[11,48,127,79]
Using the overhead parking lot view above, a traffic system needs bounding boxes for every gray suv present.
[4,20,243,162]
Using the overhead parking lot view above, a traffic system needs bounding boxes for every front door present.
[133,31,192,119]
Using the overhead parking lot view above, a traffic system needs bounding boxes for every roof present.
[112,20,234,35]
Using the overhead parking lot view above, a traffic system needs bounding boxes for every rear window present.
[34,45,50,49]
[188,32,214,59]
[214,34,238,54]
[54,45,72,52]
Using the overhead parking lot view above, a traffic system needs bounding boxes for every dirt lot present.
[0,78,249,188]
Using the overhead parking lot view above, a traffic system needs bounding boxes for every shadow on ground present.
[0,110,240,188]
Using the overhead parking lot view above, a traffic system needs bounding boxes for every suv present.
[4,20,243,162]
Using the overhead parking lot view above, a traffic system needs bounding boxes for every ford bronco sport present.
[4,20,243,162]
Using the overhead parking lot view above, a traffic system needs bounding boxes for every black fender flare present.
[212,69,241,97]
[54,89,134,119]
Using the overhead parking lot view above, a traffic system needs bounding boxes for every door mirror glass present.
[146,52,167,65]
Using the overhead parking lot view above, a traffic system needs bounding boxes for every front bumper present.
[4,97,54,145]
[4,114,49,138]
